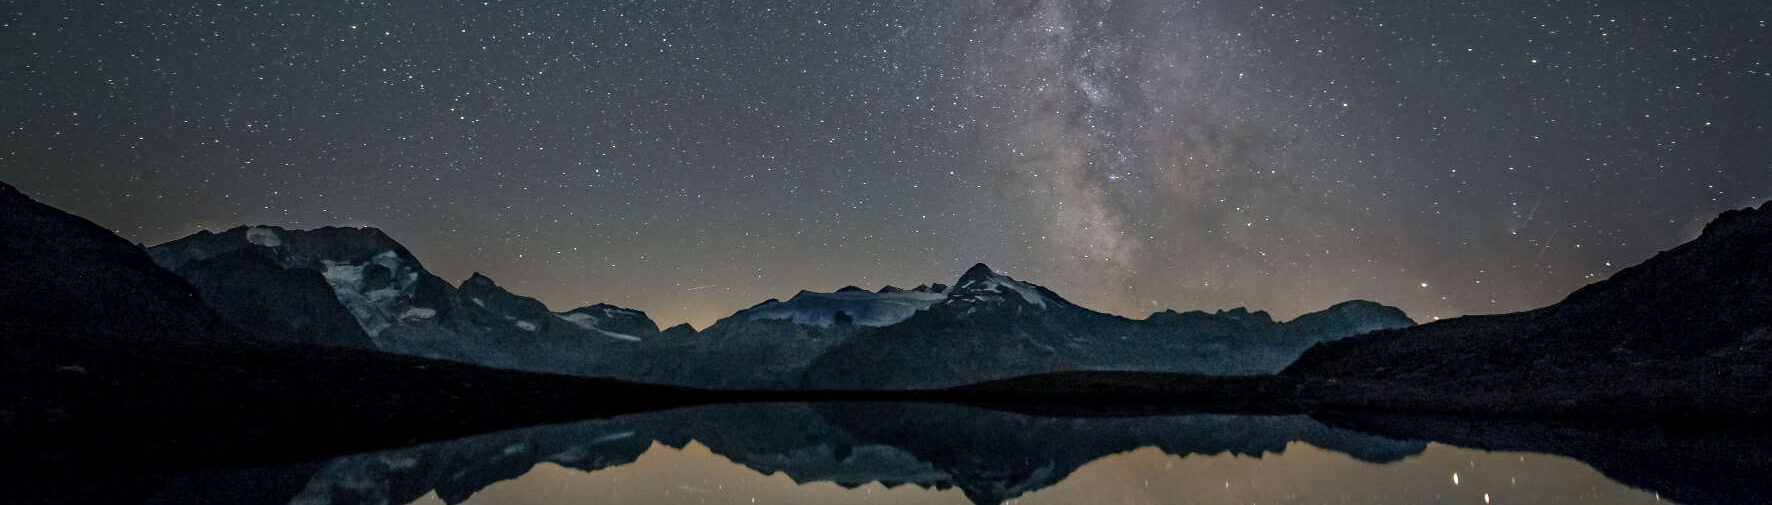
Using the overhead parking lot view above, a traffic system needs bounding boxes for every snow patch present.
[379,455,419,470]
[557,312,643,341]
[321,261,364,285]
[318,250,421,338]
[515,320,537,332]
[245,226,282,247]
[400,307,437,320]
[594,328,642,342]
[973,278,1049,308]
[370,250,402,270]
[364,288,403,302]
[590,431,636,444]
[558,312,600,330]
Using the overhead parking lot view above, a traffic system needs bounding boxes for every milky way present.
[3,1,1769,327]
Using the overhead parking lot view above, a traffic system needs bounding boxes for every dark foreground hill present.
[1283,201,1772,419]
[0,182,237,341]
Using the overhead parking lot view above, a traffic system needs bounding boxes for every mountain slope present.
[640,311,856,389]
[630,284,962,388]
[0,182,237,341]
[1284,201,1772,417]
[166,246,375,348]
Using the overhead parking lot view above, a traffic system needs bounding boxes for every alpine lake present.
[125,402,1769,505]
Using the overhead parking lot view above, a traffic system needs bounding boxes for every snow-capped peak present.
[956,263,998,285]
[948,263,1060,309]
[557,303,658,341]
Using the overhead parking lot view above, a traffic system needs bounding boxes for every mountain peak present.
[462,272,497,288]
[1214,307,1274,323]
[569,302,635,314]
[1319,299,1387,315]
[958,263,997,284]
[660,322,697,337]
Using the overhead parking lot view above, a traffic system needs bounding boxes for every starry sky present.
[3,1,1769,328]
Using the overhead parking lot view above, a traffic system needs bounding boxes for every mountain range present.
[3,176,1769,419]
[145,223,1414,390]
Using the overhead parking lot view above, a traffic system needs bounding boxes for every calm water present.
[403,441,1659,505]
[244,403,1770,505]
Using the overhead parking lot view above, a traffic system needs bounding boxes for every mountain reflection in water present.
[423,440,1663,505]
[233,403,1756,505]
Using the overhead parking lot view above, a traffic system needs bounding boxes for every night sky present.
[3,1,1769,328]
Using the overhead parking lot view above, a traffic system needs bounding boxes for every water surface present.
[253,403,1756,505]
[414,440,1664,505]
